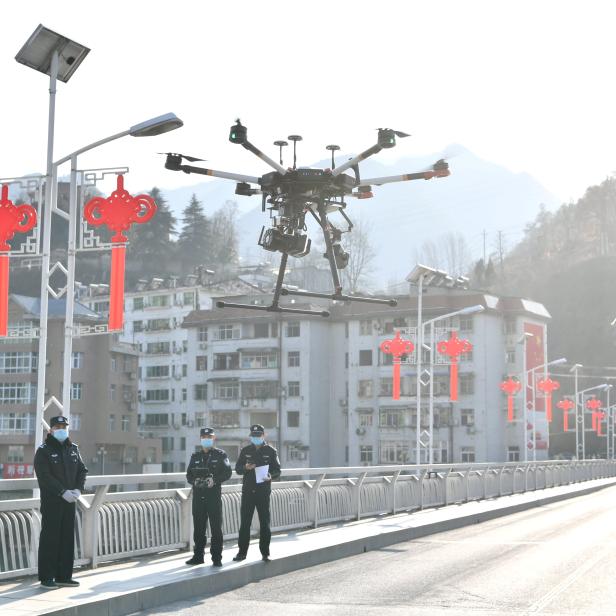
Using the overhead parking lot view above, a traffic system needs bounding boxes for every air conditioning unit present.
[124,457,134,464]
[466,426,477,435]
[355,427,366,436]
[199,343,208,350]
[129,372,137,380]
[241,399,249,407]
[186,421,194,428]
[129,402,137,411]
[144,457,154,464]
[173,423,181,430]
[123,393,132,402]
[339,399,348,407]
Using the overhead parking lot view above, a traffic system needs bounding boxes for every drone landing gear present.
[280,287,397,307]
[216,253,330,318]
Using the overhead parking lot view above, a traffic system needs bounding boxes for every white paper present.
[255,464,269,484]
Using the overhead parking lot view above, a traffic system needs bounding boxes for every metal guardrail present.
[0,460,614,580]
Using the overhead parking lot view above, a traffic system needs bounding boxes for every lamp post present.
[97,446,107,475]
[425,305,484,465]
[517,333,533,462]
[569,364,583,460]
[577,383,609,459]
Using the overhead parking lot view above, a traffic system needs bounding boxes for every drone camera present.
[164,154,182,171]
[355,185,374,199]
[332,244,349,269]
[229,120,247,144]
[259,227,311,257]
[377,128,396,149]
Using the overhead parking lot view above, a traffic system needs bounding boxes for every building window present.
[380,442,409,464]
[182,364,187,377]
[242,381,278,399]
[379,378,393,397]
[7,445,25,463]
[358,412,373,427]
[379,408,404,428]
[71,352,83,369]
[194,412,207,427]
[0,383,36,404]
[286,322,300,337]
[287,351,300,367]
[460,408,475,426]
[253,322,269,338]
[461,446,475,463]
[194,384,208,400]
[359,445,373,463]
[196,356,207,371]
[359,319,372,336]
[144,413,169,427]
[161,437,174,452]
[145,389,170,402]
[459,317,474,332]
[216,324,240,340]
[213,353,240,370]
[506,349,516,364]
[250,412,277,429]
[146,365,170,378]
[133,320,143,333]
[0,412,34,433]
[0,352,38,374]
[357,379,373,398]
[287,445,306,461]
[133,297,144,310]
[508,446,520,462]
[213,381,238,399]
[93,300,109,312]
[71,383,83,401]
[288,381,300,397]
[287,411,300,427]
[359,350,373,366]
[504,318,516,335]
[71,413,81,431]
[146,341,171,355]
[183,292,194,307]
[241,351,278,369]
[198,326,208,342]
[459,373,475,395]
[148,318,171,331]
[109,384,116,401]
[121,415,130,432]
[108,414,116,431]
[210,411,240,428]
[182,388,187,401]
[150,295,169,308]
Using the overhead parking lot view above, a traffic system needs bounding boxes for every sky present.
[1,0,616,205]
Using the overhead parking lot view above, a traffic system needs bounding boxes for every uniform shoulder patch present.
[224,457,231,466]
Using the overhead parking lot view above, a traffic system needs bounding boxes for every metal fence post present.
[176,489,192,549]
[443,469,452,506]
[419,469,428,510]
[354,472,367,521]
[81,486,109,569]
[389,470,401,514]
[309,474,326,528]
[483,466,490,499]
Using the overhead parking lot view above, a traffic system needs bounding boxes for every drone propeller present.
[157,152,206,163]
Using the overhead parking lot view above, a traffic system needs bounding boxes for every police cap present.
[50,415,69,427]
[200,427,215,437]
[250,424,265,436]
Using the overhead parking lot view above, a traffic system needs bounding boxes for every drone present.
[162,120,450,317]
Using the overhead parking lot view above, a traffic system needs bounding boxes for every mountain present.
[159,146,560,284]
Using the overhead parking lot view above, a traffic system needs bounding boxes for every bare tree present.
[414,232,472,277]
[342,218,376,292]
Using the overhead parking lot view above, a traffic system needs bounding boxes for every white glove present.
[61,490,77,503]
[71,489,81,499]
[205,477,215,489]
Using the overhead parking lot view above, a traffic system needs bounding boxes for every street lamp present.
[424,304,484,464]
[517,332,534,462]
[97,446,107,475]
[16,26,91,457]
[53,113,183,419]
[577,383,609,459]
[569,364,583,460]
[604,385,613,458]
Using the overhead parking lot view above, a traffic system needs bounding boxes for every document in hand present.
[255,464,269,484]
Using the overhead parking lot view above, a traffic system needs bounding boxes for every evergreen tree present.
[177,194,211,273]
[209,200,239,266]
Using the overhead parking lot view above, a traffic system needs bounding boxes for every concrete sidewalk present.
[2,477,616,616]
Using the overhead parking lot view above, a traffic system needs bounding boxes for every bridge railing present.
[0,459,613,580]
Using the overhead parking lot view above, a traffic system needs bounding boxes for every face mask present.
[53,429,69,443]
[250,436,264,446]
[201,438,214,448]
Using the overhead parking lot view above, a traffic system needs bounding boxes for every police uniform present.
[234,424,281,561]
[33,416,87,586]
[185,428,232,565]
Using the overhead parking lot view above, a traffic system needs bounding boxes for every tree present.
[177,194,211,273]
[209,200,239,267]
[342,218,376,292]
[414,232,472,277]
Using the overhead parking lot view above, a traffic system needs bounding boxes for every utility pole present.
[482,229,487,264]
[497,230,505,281]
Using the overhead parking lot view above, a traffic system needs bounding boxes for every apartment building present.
[0,295,161,478]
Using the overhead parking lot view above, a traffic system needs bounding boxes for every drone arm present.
[242,141,287,175]
[359,168,450,186]
[331,144,382,177]
[178,163,260,184]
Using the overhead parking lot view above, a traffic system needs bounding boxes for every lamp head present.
[130,113,183,137]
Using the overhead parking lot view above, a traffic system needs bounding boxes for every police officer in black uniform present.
[233,424,281,562]
[185,427,232,566]
[33,415,88,589]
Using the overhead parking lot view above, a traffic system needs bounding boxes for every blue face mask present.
[250,436,264,446]
[201,438,214,448]
[53,429,69,443]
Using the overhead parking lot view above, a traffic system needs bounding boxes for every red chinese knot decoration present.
[586,398,604,435]
[500,377,521,422]
[556,398,575,432]
[437,331,472,401]
[379,331,414,400]
[536,377,560,422]
[0,184,37,336]
[84,175,157,330]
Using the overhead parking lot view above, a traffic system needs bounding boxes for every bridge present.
[1,460,615,615]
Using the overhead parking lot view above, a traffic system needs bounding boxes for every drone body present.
[163,120,450,317]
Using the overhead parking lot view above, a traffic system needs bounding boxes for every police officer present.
[33,415,88,589]
[233,424,281,562]
[185,427,232,566]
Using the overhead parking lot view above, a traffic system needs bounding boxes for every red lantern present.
[536,377,560,422]
[0,185,37,336]
[556,398,575,432]
[500,377,521,422]
[436,331,472,401]
[586,398,603,433]
[379,331,414,400]
[84,175,156,330]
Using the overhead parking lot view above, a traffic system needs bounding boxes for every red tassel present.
[0,254,8,336]
[563,411,569,432]
[507,395,514,422]
[392,361,400,400]
[450,360,458,402]
[546,397,552,423]
[109,245,126,331]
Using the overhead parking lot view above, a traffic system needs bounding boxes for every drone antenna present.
[273,140,288,166]
[288,135,302,170]
[326,144,340,170]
